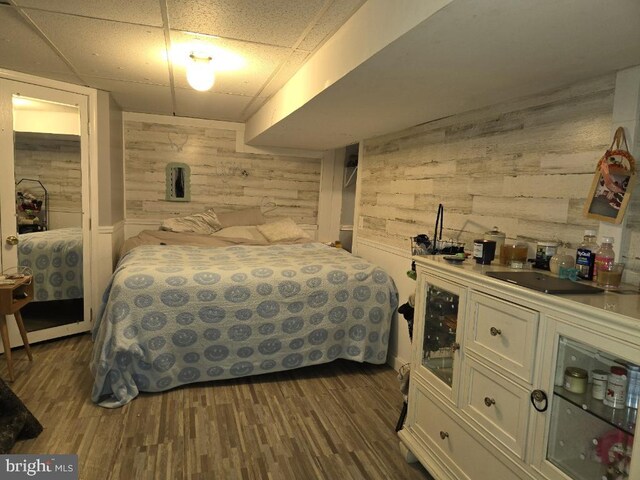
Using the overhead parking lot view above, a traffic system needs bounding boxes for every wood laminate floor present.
[1,334,433,480]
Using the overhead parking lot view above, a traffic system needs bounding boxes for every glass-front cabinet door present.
[535,321,640,480]
[413,272,466,404]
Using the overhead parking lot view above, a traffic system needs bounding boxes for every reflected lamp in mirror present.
[166,163,191,202]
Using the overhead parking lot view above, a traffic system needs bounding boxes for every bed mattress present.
[17,227,83,302]
[91,242,397,407]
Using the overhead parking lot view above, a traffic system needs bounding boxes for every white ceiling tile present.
[0,6,80,77]
[14,0,163,26]
[171,31,290,96]
[167,0,325,47]
[86,77,174,115]
[174,88,252,122]
[26,10,170,85]
[298,0,365,51]
[259,49,310,98]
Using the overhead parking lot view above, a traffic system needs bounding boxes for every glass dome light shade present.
[186,53,215,91]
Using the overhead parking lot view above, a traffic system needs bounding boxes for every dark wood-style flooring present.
[2,334,432,480]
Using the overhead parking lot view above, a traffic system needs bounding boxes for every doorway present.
[339,143,358,252]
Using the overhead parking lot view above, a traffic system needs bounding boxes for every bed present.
[90,230,398,407]
[17,227,83,302]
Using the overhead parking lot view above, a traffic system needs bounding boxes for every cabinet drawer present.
[466,292,539,383]
[462,358,530,459]
[412,383,523,480]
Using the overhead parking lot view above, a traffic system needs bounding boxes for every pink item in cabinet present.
[595,429,633,475]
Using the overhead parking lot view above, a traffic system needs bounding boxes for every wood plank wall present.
[14,132,82,215]
[124,121,321,224]
[357,74,640,280]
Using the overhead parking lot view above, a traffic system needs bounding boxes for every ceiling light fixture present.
[186,52,215,92]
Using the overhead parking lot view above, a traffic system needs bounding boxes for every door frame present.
[0,69,100,347]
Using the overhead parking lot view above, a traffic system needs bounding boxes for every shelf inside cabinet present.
[553,385,637,436]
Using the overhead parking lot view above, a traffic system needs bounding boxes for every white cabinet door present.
[412,270,467,405]
[0,79,92,348]
[530,318,640,480]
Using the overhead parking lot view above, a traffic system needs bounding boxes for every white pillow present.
[160,209,222,234]
[212,226,267,242]
[256,218,310,242]
[216,207,265,227]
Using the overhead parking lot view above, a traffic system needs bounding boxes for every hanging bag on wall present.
[584,127,637,224]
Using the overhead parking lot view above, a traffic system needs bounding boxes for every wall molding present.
[355,236,417,373]
[357,237,410,259]
[97,219,124,235]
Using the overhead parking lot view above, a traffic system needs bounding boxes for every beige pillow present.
[212,226,267,242]
[257,218,310,242]
[160,209,222,234]
[216,207,265,227]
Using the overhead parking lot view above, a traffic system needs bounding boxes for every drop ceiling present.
[0,0,365,121]
[1,0,639,151]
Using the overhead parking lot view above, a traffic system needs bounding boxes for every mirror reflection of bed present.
[13,132,83,332]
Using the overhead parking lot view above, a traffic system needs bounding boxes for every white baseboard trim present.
[97,219,125,235]
[389,354,411,372]
[357,237,410,259]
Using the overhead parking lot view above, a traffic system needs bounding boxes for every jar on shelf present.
[563,367,588,394]
[603,366,627,409]
[591,369,609,400]
[483,227,505,262]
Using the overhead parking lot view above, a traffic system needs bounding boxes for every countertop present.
[414,255,640,326]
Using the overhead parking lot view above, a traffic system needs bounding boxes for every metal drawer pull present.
[439,431,449,440]
[530,389,548,412]
[484,397,496,407]
[6,235,18,245]
[451,342,460,352]
[490,327,502,336]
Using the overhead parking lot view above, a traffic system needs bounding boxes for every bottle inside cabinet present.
[548,337,636,479]
[422,284,459,387]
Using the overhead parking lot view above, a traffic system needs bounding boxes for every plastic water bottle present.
[626,364,640,409]
[576,230,598,280]
[593,236,615,281]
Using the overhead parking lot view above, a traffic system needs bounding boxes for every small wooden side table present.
[0,276,34,381]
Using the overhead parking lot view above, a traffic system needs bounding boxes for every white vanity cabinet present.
[398,256,640,480]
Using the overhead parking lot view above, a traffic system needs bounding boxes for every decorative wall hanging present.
[165,162,191,202]
[584,127,636,224]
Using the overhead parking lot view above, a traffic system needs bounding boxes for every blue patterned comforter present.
[18,227,83,302]
[91,242,397,407]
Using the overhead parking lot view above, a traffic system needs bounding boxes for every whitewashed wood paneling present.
[14,133,82,227]
[353,72,640,370]
[357,74,618,256]
[124,120,321,224]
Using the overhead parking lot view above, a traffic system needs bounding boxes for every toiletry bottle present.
[593,236,615,281]
[576,230,598,280]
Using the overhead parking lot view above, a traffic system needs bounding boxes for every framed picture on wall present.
[584,127,636,224]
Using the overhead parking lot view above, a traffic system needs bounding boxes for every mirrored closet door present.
[0,79,91,347]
